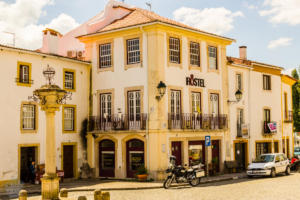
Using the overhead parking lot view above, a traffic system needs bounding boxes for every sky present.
[0,0,299,73]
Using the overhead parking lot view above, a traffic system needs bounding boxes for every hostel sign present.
[186,74,205,87]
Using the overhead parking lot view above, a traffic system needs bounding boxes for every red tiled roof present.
[79,7,234,41]
[227,56,283,70]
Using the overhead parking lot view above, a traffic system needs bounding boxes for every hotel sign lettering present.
[186,74,205,87]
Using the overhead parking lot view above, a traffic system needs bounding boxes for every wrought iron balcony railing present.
[168,113,227,130]
[284,111,293,123]
[263,121,277,135]
[88,114,147,132]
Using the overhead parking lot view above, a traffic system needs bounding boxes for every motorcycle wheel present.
[189,177,200,187]
[163,176,174,189]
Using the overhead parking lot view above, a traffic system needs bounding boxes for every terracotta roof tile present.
[96,7,234,41]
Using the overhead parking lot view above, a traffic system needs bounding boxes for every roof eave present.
[77,21,235,43]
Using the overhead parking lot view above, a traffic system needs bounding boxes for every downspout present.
[248,67,251,162]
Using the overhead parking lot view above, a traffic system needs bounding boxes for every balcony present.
[284,111,293,123]
[168,113,227,130]
[88,114,147,132]
[237,123,249,138]
[263,121,277,135]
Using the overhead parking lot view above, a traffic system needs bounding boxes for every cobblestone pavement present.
[10,173,300,200]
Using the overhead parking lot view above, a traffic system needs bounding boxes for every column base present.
[41,174,60,200]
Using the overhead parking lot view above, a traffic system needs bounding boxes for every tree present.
[291,67,300,132]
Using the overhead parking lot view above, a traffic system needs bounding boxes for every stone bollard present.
[78,196,87,200]
[19,190,27,200]
[94,189,102,200]
[60,188,68,198]
[101,191,110,200]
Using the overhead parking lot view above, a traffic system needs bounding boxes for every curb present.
[0,174,247,198]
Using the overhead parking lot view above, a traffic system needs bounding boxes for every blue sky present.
[1,0,299,71]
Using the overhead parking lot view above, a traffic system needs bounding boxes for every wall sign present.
[186,74,205,87]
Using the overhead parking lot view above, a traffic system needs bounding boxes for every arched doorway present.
[126,139,144,178]
[99,140,115,177]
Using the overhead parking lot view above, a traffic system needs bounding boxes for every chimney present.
[40,28,62,55]
[239,46,247,60]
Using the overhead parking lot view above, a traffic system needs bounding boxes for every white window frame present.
[64,72,74,90]
[22,104,35,130]
[127,38,140,64]
[20,65,29,83]
[236,73,242,91]
[64,107,74,131]
[208,46,217,70]
[99,43,112,68]
[169,37,180,64]
[190,42,200,66]
[100,93,112,120]
[128,91,141,122]
[171,90,181,116]
[191,92,201,113]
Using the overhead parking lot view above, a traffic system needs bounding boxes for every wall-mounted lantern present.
[156,81,167,100]
[228,89,243,103]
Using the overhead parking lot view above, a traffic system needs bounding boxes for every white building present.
[228,47,296,168]
[0,42,90,186]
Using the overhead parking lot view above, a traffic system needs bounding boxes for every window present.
[191,92,201,113]
[169,37,180,64]
[236,73,242,90]
[171,90,181,118]
[284,93,288,119]
[237,108,244,124]
[190,42,200,66]
[263,75,271,90]
[63,106,75,132]
[264,109,271,122]
[99,43,112,68]
[17,62,32,86]
[256,142,271,157]
[210,93,219,115]
[128,91,141,121]
[208,46,217,70]
[63,69,76,91]
[22,104,36,130]
[100,93,112,120]
[126,38,140,64]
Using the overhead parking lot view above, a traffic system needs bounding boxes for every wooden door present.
[20,147,36,183]
[235,143,246,169]
[171,142,182,166]
[99,140,115,177]
[126,139,144,178]
[63,145,74,178]
[212,140,220,172]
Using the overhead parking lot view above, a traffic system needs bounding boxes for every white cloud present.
[259,0,300,25]
[267,37,293,49]
[243,2,258,10]
[173,7,243,35]
[0,0,79,50]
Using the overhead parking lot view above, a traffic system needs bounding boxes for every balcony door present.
[100,93,112,130]
[170,90,181,128]
[209,93,219,116]
[237,108,244,137]
[128,91,141,129]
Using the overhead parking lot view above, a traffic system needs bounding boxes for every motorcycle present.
[163,156,205,189]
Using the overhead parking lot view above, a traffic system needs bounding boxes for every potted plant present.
[136,165,148,181]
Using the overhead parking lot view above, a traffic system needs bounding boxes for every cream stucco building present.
[0,42,90,186]
[0,0,297,185]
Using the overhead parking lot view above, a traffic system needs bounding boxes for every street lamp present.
[156,81,167,100]
[28,65,71,199]
[228,89,243,103]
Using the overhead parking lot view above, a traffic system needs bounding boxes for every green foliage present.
[135,165,148,175]
[292,67,300,132]
[80,118,88,149]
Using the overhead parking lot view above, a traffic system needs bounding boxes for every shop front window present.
[188,144,203,166]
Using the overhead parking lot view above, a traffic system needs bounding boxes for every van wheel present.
[285,166,291,175]
[270,168,276,178]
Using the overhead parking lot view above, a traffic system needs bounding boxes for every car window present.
[279,155,285,161]
[275,155,280,162]
[282,154,287,160]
